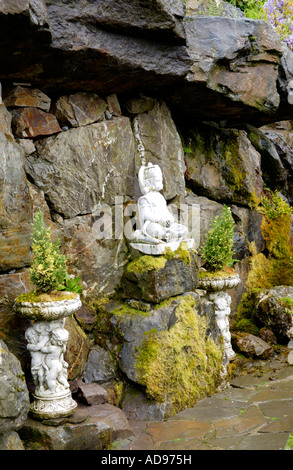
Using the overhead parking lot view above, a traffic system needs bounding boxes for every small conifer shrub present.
[201,205,236,272]
[29,210,67,293]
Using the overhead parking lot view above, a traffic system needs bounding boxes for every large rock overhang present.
[0,1,292,126]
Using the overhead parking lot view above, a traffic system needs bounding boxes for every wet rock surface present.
[114,347,293,450]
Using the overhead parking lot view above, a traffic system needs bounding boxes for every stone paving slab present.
[119,356,293,451]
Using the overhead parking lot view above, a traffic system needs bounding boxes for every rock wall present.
[1,0,293,444]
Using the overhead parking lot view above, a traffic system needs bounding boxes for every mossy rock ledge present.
[121,249,199,303]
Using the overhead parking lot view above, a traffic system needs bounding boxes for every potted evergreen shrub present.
[14,210,82,320]
[198,205,240,291]
[13,210,81,419]
[198,205,240,362]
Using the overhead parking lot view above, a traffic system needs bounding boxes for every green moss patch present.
[246,191,293,291]
[198,267,236,279]
[15,291,78,303]
[126,255,167,275]
[126,246,195,277]
[134,294,223,416]
[110,302,150,317]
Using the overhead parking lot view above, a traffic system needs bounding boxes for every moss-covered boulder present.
[121,249,199,303]
[134,294,224,418]
[93,292,224,419]
[253,286,293,344]
[235,286,293,344]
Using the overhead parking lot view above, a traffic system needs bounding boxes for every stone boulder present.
[25,116,136,218]
[19,403,133,450]
[121,250,199,303]
[185,0,245,17]
[64,316,90,381]
[47,0,186,43]
[183,122,263,206]
[83,345,119,384]
[0,272,32,368]
[0,431,25,450]
[245,124,288,192]
[0,340,30,435]
[93,292,223,418]
[132,100,186,200]
[260,121,293,201]
[0,131,33,271]
[0,1,292,126]
[52,92,107,128]
[253,286,293,343]
[174,16,283,124]
[0,104,13,139]
[4,86,51,112]
[11,107,62,138]
[232,333,274,359]
[75,382,109,406]
[60,212,129,298]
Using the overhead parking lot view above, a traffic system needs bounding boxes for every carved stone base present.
[130,238,194,255]
[29,390,77,420]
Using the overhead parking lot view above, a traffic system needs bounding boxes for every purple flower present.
[263,0,293,50]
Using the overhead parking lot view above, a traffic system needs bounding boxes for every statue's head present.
[51,327,69,345]
[138,162,163,194]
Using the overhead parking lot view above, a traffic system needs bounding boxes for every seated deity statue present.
[131,162,193,254]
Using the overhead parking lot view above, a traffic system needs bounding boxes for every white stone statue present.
[25,320,71,396]
[209,291,236,361]
[131,162,194,254]
[25,325,48,393]
[40,327,70,394]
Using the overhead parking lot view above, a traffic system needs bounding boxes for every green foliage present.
[226,0,267,18]
[246,189,293,289]
[263,0,293,50]
[235,289,261,334]
[236,318,260,335]
[61,273,83,294]
[278,297,293,310]
[258,188,293,220]
[201,205,236,272]
[285,432,293,450]
[29,210,67,293]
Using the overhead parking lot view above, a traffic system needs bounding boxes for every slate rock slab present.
[0,340,29,435]
[11,107,62,138]
[19,403,134,450]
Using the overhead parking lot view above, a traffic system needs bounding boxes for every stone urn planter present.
[14,292,82,420]
[198,271,240,361]
[197,272,240,292]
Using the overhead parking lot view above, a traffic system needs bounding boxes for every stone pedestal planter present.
[14,293,82,420]
[198,273,240,361]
